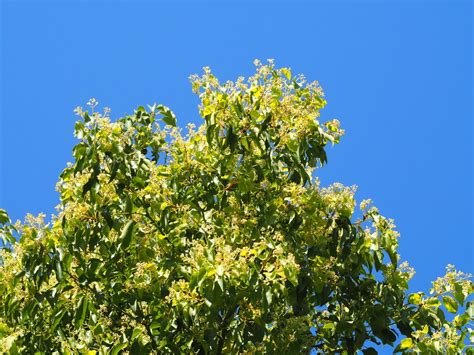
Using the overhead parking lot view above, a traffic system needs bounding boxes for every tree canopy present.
[0,61,472,354]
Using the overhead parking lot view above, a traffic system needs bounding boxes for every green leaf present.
[224,126,237,152]
[425,298,441,307]
[399,338,413,349]
[232,102,243,116]
[206,124,216,146]
[0,209,10,224]
[408,293,422,305]
[240,136,250,150]
[82,173,98,197]
[149,321,160,336]
[380,328,397,344]
[8,342,19,355]
[442,296,458,313]
[131,327,142,341]
[158,105,177,126]
[265,289,273,305]
[322,323,334,330]
[396,320,413,338]
[51,309,66,331]
[111,339,128,355]
[453,283,465,304]
[74,297,89,329]
[281,68,291,80]
[55,260,63,281]
[0,230,15,246]
[362,347,378,355]
[216,276,224,292]
[120,220,136,250]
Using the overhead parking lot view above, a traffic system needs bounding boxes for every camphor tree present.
[0,60,472,354]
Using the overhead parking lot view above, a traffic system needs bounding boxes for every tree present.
[0,61,472,354]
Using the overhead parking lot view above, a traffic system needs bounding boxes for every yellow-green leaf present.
[443,296,458,313]
[399,338,413,349]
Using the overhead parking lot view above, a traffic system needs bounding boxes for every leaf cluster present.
[0,61,472,354]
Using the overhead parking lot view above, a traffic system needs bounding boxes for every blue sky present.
[1,0,472,312]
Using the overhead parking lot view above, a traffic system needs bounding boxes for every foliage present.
[0,61,472,354]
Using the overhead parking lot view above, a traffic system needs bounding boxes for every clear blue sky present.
[1,0,472,311]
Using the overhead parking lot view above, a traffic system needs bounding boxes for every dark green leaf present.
[0,209,10,224]
[120,220,136,250]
